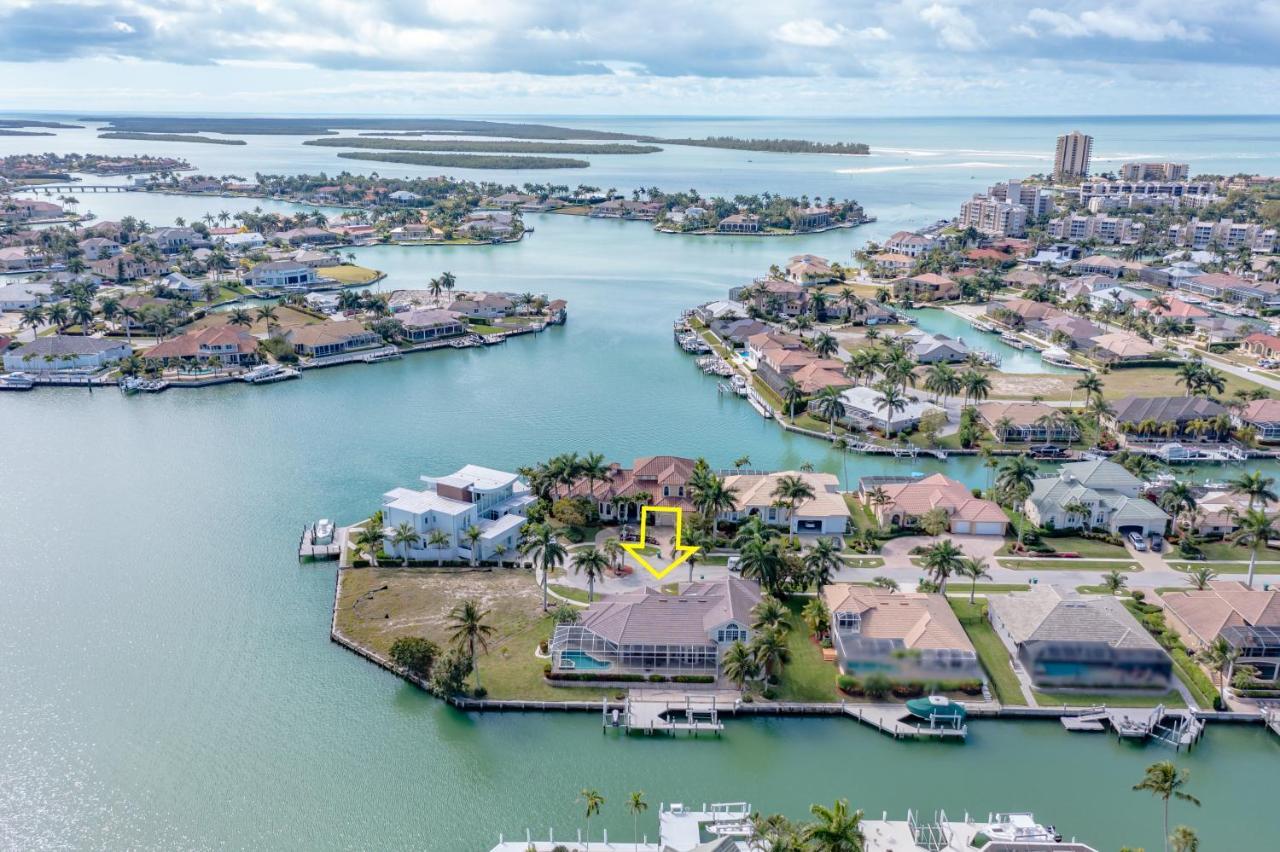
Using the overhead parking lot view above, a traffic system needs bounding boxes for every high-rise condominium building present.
[1054,131,1093,181]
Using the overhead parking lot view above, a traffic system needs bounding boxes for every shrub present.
[472,686,488,699]
[837,675,864,696]
[429,647,473,696]
[863,672,892,699]
[563,526,587,544]
[762,686,779,700]
[389,636,441,676]
[672,675,716,683]
[648,674,666,683]
[890,681,925,698]
[546,671,648,682]
[1130,590,1146,603]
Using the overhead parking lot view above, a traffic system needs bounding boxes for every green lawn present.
[998,558,1142,572]
[467,322,506,334]
[549,583,589,603]
[839,556,886,568]
[1169,561,1280,574]
[774,601,841,702]
[475,615,611,701]
[947,583,1031,595]
[999,536,1130,559]
[1074,586,1134,596]
[317,264,381,285]
[1034,690,1186,708]
[842,496,880,532]
[948,599,1027,706]
[1173,541,1280,562]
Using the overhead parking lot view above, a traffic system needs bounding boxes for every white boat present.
[0,372,35,391]
[730,374,748,396]
[243,364,300,384]
[119,375,167,394]
[999,332,1026,349]
[1041,347,1086,369]
[362,348,403,363]
[980,813,1062,844]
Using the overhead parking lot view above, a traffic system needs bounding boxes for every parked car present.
[1127,531,1147,551]
[727,556,741,572]
[1149,534,1163,552]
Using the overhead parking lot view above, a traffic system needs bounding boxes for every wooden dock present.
[843,704,968,740]
[298,523,342,560]
[1058,704,1205,750]
[1263,707,1280,738]
[606,694,729,736]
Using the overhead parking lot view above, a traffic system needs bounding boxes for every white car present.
[1127,531,1147,551]
[726,556,741,572]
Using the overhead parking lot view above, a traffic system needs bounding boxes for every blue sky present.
[1,0,1277,115]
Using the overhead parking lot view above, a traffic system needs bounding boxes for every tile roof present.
[576,576,762,646]
[1110,395,1226,424]
[820,585,975,652]
[1161,581,1280,645]
[871,473,1006,523]
[989,586,1161,649]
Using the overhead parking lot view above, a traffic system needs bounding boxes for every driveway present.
[879,534,1005,569]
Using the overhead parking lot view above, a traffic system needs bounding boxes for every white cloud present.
[1027,6,1211,43]
[918,3,985,51]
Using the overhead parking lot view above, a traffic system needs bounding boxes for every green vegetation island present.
[658,136,870,155]
[304,137,662,154]
[0,119,83,129]
[0,129,54,137]
[98,131,248,146]
[334,151,590,170]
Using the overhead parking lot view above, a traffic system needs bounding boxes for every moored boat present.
[905,695,966,724]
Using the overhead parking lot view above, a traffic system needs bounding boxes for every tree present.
[721,640,761,690]
[391,521,420,566]
[1133,761,1200,852]
[803,798,865,852]
[873,382,908,439]
[921,540,963,592]
[626,791,648,852]
[447,599,494,688]
[813,385,845,435]
[579,789,605,852]
[997,455,1037,547]
[804,537,842,589]
[1170,826,1199,852]
[520,523,567,611]
[1228,508,1277,588]
[1200,635,1239,708]
[352,524,383,567]
[782,377,805,421]
[739,538,787,597]
[752,596,789,634]
[1228,471,1277,512]
[772,474,816,534]
[803,597,830,639]
[1185,565,1217,590]
[428,646,472,696]
[1102,569,1128,595]
[389,636,439,676]
[463,524,483,565]
[426,529,450,566]
[920,507,950,537]
[751,628,791,678]
[572,546,609,602]
[957,557,991,603]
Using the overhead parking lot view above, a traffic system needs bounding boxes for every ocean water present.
[3,115,1280,850]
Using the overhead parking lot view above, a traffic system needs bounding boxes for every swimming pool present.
[560,651,612,671]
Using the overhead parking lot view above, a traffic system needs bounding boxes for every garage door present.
[974,522,1005,536]
[952,521,971,534]
[796,519,823,532]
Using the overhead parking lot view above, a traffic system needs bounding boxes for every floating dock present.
[298,521,342,560]
[605,694,728,736]
[1058,704,1205,750]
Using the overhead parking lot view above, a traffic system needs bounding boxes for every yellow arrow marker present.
[620,505,700,580]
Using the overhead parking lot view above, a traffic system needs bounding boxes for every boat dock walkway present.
[1058,704,1205,750]
[843,703,968,740]
[606,693,731,736]
[298,522,343,560]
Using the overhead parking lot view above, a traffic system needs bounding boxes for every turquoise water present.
[560,651,612,671]
[4,115,1280,850]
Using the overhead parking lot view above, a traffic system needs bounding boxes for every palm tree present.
[463,524,483,565]
[1102,569,1128,595]
[690,470,739,530]
[804,538,843,590]
[447,599,493,687]
[751,628,791,678]
[626,791,648,852]
[1133,761,1200,852]
[1228,508,1277,588]
[1200,635,1239,708]
[1160,482,1197,533]
[1169,825,1199,852]
[781,377,805,421]
[921,540,963,592]
[772,474,815,535]
[520,523,567,610]
[752,596,789,634]
[1185,565,1217,590]
[873,382,908,439]
[579,788,605,852]
[1228,471,1277,511]
[957,556,991,603]
[391,522,420,566]
[426,529,450,566]
[601,537,624,573]
[803,799,865,852]
[996,455,1038,548]
[721,640,760,690]
[18,305,44,341]
[572,546,609,602]
[803,597,831,639]
[352,524,383,567]
[813,385,845,435]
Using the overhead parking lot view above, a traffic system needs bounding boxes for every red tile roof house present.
[1242,332,1280,359]
[1238,398,1280,443]
[284,320,383,358]
[784,254,836,285]
[890,272,960,302]
[861,473,1008,536]
[750,278,808,317]
[143,327,260,368]
[562,455,697,524]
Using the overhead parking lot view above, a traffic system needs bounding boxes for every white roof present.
[839,386,943,426]
[382,487,472,517]
[423,464,519,493]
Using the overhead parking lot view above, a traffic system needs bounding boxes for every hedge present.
[836,675,983,698]
[543,668,713,684]
[1170,648,1220,709]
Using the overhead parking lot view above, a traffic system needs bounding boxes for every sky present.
[1,0,1278,116]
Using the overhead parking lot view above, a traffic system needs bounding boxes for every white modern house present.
[380,465,535,563]
[3,335,132,371]
[245,261,317,291]
[835,386,944,434]
[1025,460,1170,538]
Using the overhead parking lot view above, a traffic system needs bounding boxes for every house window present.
[716,625,746,643]
[836,612,861,632]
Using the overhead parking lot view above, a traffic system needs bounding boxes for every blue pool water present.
[561,651,613,671]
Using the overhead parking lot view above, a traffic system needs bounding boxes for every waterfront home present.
[1190,490,1280,536]
[695,299,748,323]
[716,213,760,233]
[986,297,1062,327]
[749,278,807,317]
[784,254,836,286]
[146,227,205,253]
[910,332,969,364]
[794,207,833,230]
[1237,398,1280,443]
[161,271,204,297]
[834,386,943,434]
[1087,285,1143,312]
[290,249,339,268]
[0,282,52,311]
[1134,296,1210,321]
[380,465,533,563]
[88,256,166,282]
[1087,331,1158,363]
[744,330,804,369]
[449,293,514,319]
[861,474,1007,535]
[0,246,40,272]
[1161,581,1280,683]
[549,576,762,678]
[1070,255,1137,277]
[215,231,266,251]
[870,252,914,276]
[978,401,1080,444]
[3,335,131,372]
[989,586,1172,690]
[883,229,940,258]
[889,272,959,302]
[285,320,382,357]
[0,198,62,221]
[720,471,851,534]
[756,347,848,396]
[590,199,661,220]
[709,317,768,345]
[1004,268,1048,289]
[1242,332,1280,359]
[143,326,259,367]
[1103,395,1227,444]
[387,189,421,203]
[399,309,466,342]
[76,237,121,261]
[275,226,337,245]
[1191,315,1261,344]
[1037,314,1104,349]
[1025,459,1169,538]
[565,455,697,523]
[1180,273,1280,307]
[458,211,516,238]
[246,260,318,291]
[822,584,982,681]
[545,299,568,324]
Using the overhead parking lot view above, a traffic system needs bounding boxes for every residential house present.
[890,273,960,302]
[910,332,969,364]
[245,261,317,291]
[1237,398,1280,443]
[215,232,266,251]
[0,247,38,272]
[861,474,1007,536]
[695,300,748,323]
[1071,255,1138,277]
[549,576,763,677]
[1025,459,1170,537]
[545,299,568,324]
[869,252,914,276]
[709,317,768,345]
[794,207,832,230]
[1161,581,1280,683]
[822,585,982,681]
[1004,269,1048,289]
[146,227,204,253]
[784,254,836,286]
[1190,491,1280,537]
[1134,297,1209,321]
[448,294,514,320]
[0,282,52,311]
[1037,314,1104,349]
[1179,273,1280,307]
[161,271,204,297]
[3,335,132,372]
[380,464,534,563]
[88,256,165,281]
[274,226,338,245]
[833,386,943,435]
[751,279,808,317]
[1087,331,1159,363]
[399,309,466,342]
[978,401,1080,443]
[756,346,848,397]
[744,330,804,369]
[565,455,699,524]
[1242,333,1280,359]
[1191,315,1261,344]
[77,237,121,261]
[1104,396,1227,444]
[988,586,1172,690]
[143,326,259,367]
[285,320,382,357]
[716,213,760,233]
[719,471,851,534]
[883,230,940,259]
